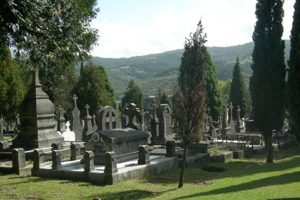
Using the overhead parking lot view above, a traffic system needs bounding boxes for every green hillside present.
[92,41,290,98]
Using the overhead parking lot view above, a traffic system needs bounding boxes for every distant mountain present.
[92,40,290,98]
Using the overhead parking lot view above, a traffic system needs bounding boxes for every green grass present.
[1,147,300,200]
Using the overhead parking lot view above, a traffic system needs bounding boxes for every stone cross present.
[71,94,81,141]
[85,104,90,117]
[73,94,78,108]
[152,99,157,118]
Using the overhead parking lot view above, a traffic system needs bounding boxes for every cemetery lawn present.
[1,147,300,200]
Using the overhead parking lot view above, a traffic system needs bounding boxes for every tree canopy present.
[0,45,24,123]
[229,57,250,119]
[174,20,207,188]
[74,62,116,116]
[250,0,285,163]
[121,80,144,110]
[0,0,99,107]
[287,0,300,141]
[205,54,222,121]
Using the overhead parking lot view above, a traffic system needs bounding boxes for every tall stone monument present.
[13,69,64,149]
[70,94,82,141]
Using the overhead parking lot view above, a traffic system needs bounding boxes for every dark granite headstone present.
[0,117,3,141]
[166,140,175,157]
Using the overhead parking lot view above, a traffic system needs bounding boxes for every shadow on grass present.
[171,171,300,200]
[88,188,177,200]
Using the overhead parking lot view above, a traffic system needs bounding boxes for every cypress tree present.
[74,62,116,116]
[121,80,144,110]
[229,57,250,119]
[287,0,300,141]
[0,46,25,123]
[174,20,206,188]
[250,0,286,163]
[205,54,222,121]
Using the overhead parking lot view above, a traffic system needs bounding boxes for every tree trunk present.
[264,131,273,163]
[178,145,187,188]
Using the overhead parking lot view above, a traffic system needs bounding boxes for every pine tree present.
[74,62,116,116]
[174,20,206,188]
[121,80,144,110]
[288,0,300,141]
[205,54,222,121]
[0,46,25,123]
[250,0,286,163]
[229,57,250,119]
[160,91,170,105]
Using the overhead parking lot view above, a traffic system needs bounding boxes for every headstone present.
[166,140,175,157]
[57,105,66,132]
[82,104,95,141]
[229,102,233,123]
[96,106,120,131]
[70,143,78,160]
[13,69,64,149]
[138,145,150,165]
[156,104,172,143]
[62,121,76,142]
[12,148,26,174]
[236,106,242,133]
[84,151,95,173]
[221,105,230,135]
[71,94,82,141]
[150,100,159,143]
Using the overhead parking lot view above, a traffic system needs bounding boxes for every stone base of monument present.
[33,155,178,185]
[233,150,244,159]
[210,151,233,163]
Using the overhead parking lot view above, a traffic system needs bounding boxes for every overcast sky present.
[91,0,295,58]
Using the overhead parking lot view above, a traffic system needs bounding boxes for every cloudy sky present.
[91,0,295,58]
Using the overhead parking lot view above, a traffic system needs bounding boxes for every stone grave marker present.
[71,94,82,141]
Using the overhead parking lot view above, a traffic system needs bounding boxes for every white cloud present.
[91,0,294,58]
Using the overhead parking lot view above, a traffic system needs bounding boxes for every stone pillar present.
[52,150,62,170]
[0,117,3,141]
[32,149,43,171]
[236,106,241,133]
[138,145,150,165]
[12,148,26,174]
[104,151,118,185]
[166,141,175,157]
[84,151,95,173]
[70,143,78,160]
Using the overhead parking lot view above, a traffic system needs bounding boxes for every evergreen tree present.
[121,80,144,110]
[250,0,286,163]
[287,0,300,141]
[205,54,222,121]
[0,46,25,123]
[229,57,250,119]
[160,91,170,105]
[74,62,116,116]
[174,20,206,188]
[0,0,98,105]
